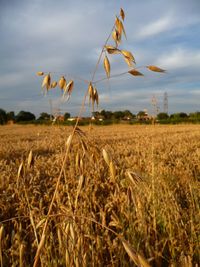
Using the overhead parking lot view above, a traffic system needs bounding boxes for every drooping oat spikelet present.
[51,81,57,88]
[104,56,110,78]
[121,50,135,63]
[102,149,111,166]
[93,87,99,107]
[122,239,150,267]
[105,45,120,54]
[88,82,94,106]
[58,76,67,89]
[63,80,74,100]
[122,239,139,266]
[128,69,144,76]
[115,17,127,39]
[27,150,34,168]
[138,254,151,267]
[112,29,121,46]
[42,74,51,90]
[147,65,166,73]
[18,161,24,178]
[37,72,44,76]
[66,134,73,148]
[120,8,125,21]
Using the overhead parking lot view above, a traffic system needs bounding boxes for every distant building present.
[137,110,152,121]
[67,117,77,122]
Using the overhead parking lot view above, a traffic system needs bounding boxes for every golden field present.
[0,124,199,266]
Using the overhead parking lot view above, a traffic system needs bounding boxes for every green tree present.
[137,111,146,117]
[179,112,188,118]
[38,112,51,120]
[64,112,71,120]
[157,112,169,120]
[100,110,113,120]
[170,112,188,120]
[0,108,7,125]
[189,111,200,120]
[16,111,36,122]
[6,111,15,121]
[123,110,135,119]
[112,111,124,119]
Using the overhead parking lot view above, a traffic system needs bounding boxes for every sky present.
[0,0,200,117]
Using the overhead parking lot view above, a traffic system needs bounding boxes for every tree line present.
[0,108,200,125]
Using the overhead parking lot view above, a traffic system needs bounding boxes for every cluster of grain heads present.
[100,8,166,81]
[37,72,74,100]
[101,8,135,79]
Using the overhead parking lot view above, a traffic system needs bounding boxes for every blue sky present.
[0,0,200,116]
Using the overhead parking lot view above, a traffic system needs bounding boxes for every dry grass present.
[0,124,199,266]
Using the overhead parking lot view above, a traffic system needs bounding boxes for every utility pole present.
[151,95,160,116]
[163,92,168,114]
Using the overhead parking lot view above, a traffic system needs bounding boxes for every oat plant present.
[34,8,165,266]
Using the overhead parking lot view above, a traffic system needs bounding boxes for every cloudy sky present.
[0,0,200,116]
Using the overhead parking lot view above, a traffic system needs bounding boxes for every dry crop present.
[0,124,199,266]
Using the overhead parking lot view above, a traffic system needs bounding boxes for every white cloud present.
[156,48,200,69]
[138,16,172,39]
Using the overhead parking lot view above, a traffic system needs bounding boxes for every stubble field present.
[0,124,199,266]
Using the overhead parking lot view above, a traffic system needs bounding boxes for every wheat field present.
[0,124,199,266]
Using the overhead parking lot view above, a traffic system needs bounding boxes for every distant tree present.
[170,112,188,120]
[157,112,169,120]
[38,112,51,120]
[112,111,124,119]
[179,112,188,118]
[170,113,175,119]
[16,111,36,122]
[0,108,7,125]
[137,111,146,117]
[123,110,135,119]
[100,110,113,120]
[189,111,200,120]
[6,111,15,121]
[64,112,71,120]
